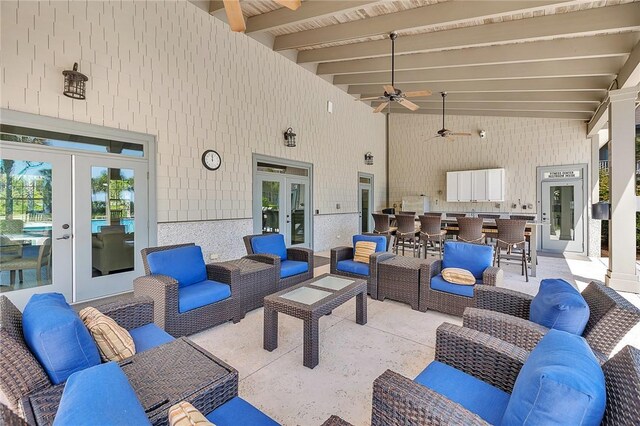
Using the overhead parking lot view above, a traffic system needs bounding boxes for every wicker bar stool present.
[418,215,446,259]
[394,214,419,257]
[494,218,528,281]
[478,214,500,219]
[456,217,485,244]
[372,213,396,235]
[398,211,416,216]
[510,214,536,263]
[446,213,466,218]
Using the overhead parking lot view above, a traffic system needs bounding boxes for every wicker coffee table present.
[377,256,430,312]
[263,274,367,369]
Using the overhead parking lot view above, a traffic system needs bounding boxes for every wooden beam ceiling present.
[372,101,597,113]
[297,3,640,63]
[383,108,593,120]
[357,91,606,103]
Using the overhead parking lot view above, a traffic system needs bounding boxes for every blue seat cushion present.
[353,234,387,252]
[206,397,279,426]
[129,324,175,353]
[22,293,101,385]
[442,242,493,280]
[280,260,308,278]
[502,329,605,426]
[251,234,287,260]
[336,259,369,276]
[415,361,510,425]
[529,278,590,335]
[53,362,150,426]
[430,274,476,298]
[179,280,231,313]
[146,245,207,288]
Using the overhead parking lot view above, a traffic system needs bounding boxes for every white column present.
[605,86,640,293]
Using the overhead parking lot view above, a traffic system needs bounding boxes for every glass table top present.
[280,286,332,305]
[311,275,354,291]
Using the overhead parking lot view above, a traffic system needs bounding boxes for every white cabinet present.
[446,168,505,202]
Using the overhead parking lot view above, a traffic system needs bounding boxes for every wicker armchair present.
[330,234,393,299]
[421,242,503,316]
[243,234,314,289]
[0,294,155,416]
[371,323,640,426]
[467,280,640,362]
[134,243,244,337]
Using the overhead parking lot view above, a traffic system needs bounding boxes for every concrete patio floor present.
[189,252,640,426]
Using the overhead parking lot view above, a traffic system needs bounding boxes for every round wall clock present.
[201,150,221,171]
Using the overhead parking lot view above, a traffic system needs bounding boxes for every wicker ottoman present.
[216,258,278,316]
[377,256,430,311]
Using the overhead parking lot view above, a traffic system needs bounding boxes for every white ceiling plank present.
[347,77,613,95]
[297,2,640,63]
[357,91,605,103]
[246,1,381,33]
[384,108,592,120]
[335,57,623,85]
[317,33,639,75]
[275,0,573,51]
[372,101,597,112]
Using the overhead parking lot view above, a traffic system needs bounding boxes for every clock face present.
[202,150,221,171]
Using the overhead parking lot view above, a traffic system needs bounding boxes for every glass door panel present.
[0,147,72,308]
[288,181,307,246]
[261,180,281,234]
[541,180,583,252]
[358,174,374,234]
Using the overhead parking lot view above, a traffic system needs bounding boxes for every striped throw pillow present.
[169,401,215,426]
[441,268,476,285]
[79,307,135,362]
[353,241,377,263]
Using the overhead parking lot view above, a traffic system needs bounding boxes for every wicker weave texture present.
[456,217,485,244]
[473,285,532,318]
[601,345,640,425]
[321,415,354,426]
[378,256,429,311]
[214,258,278,315]
[0,403,27,426]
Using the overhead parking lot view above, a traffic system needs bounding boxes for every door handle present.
[56,234,71,240]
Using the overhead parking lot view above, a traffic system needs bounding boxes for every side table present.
[215,258,278,317]
[377,256,430,311]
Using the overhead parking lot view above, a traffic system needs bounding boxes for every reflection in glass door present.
[541,180,584,252]
[288,179,308,246]
[358,173,374,233]
[0,147,73,307]
[261,180,281,233]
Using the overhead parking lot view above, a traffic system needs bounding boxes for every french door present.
[358,173,374,233]
[541,180,584,252]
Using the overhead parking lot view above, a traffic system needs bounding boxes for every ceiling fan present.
[358,32,432,113]
[222,0,301,32]
[429,92,472,141]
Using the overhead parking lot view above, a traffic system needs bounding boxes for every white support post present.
[605,86,640,293]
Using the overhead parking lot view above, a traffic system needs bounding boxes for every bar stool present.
[446,213,466,218]
[372,213,397,241]
[478,214,500,219]
[394,214,419,257]
[457,217,485,244]
[418,215,446,259]
[494,218,528,281]
[510,214,536,263]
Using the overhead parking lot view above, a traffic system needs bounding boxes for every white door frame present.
[358,172,374,233]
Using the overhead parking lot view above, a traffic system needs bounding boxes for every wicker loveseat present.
[466,280,640,362]
[371,323,640,425]
[330,234,393,299]
[243,234,314,289]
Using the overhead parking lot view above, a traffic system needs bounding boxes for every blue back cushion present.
[53,362,150,426]
[501,329,605,426]
[442,242,493,280]
[353,234,387,252]
[22,293,101,385]
[529,279,590,335]
[129,324,175,353]
[251,234,287,260]
[146,245,207,288]
[206,396,279,426]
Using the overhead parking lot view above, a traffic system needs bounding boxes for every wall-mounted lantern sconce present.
[284,127,296,147]
[62,63,88,100]
[592,202,610,220]
[364,152,374,165]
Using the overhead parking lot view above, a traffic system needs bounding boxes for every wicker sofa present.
[371,323,640,425]
[243,234,314,289]
[330,234,393,299]
[421,242,503,316]
[134,243,245,337]
[465,280,640,362]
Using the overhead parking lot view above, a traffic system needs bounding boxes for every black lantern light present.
[284,127,296,147]
[592,201,610,220]
[62,63,88,100]
[364,152,374,165]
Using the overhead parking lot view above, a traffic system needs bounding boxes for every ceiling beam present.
[246,1,381,33]
[372,101,596,113]
[356,91,605,103]
[274,0,572,51]
[298,2,640,63]
[335,57,623,85]
[347,77,613,95]
[317,33,638,75]
[209,1,225,13]
[383,108,593,120]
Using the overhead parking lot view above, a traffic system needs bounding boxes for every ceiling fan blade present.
[398,99,420,111]
[383,85,396,94]
[273,0,301,10]
[450,132,472,136]
[404,90,432,98]
[425,135,441,141]
[358,96,385,101]
[373,102,389,113]
[223,0,246,32]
